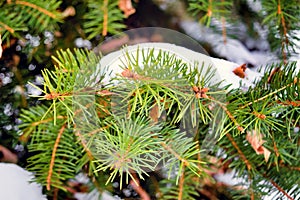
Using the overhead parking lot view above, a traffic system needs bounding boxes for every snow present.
[74,190,119,200]
[0,163,46,200]
[179,20,261,66]
[99,42,262,91]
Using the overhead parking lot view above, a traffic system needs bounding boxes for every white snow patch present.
[100,42,262,91]
[180,21,260,66]
[0,163,46,200]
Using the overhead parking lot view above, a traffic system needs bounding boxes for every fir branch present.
[188,0,232,26]
[0,8,27,40]
[14,0,59,20]
[240,79,297,109]
[290,166,300,171]
[31,115,67,127]
[47,123,66,191]
[221,15,227,44]
[277,100,300,107]
[248,174,254,200]
[276,0,288,62]
[262,0,300,58]
[3,0,63,35]
[221,0,227,44]
[84,0,125,39]
[271,132,280,157]
[208,95,244,134]
[160,170,200,200]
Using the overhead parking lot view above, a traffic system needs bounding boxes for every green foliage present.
[0,0,63,42]
[216,62,300,199]
[20,47,218,195]
[159,170,200,200]
[19,49,104,191]
[261,0,300,57]
[83,0,126,39]
[20,44,300,199]
[188,0,233,26]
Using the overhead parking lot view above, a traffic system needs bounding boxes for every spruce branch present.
[240,79,298,109]
[84,0,126,39]
[19,46,300,199]
[0,0,62,41]
[262,0,300,59]
[102,0,108,36]
[159,169,200,200]
[188,0,233,26]
[13,0,61,20]
[0,9,27,40]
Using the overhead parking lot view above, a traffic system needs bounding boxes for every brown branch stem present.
[47,123,66,191]
[263,174,295,200]
[0,22,15,33]
[178,164,185,200]
[130,173,151,200]
[226,133,252,171]
[74,129,94,161]
[209,96,244,132]
[277,0,288,63]
[15,1,58,19]
[102,0,108,36]
[221,0,227,44]
[161,142,190,166]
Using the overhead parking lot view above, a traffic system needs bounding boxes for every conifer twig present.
[47,123,66,191]
[277,0,288,63]
[240,80,297,109]
[221,16,227,44]
[14,1,59,19]
[53,187,59,200]
[208,95,244,132]
[263,174,295,200]
[31,116,66,126]
[130,173,150,200]
[271,132,279,157]
[161,142,190,166]
[226,133,251,170]
[247,174,254,200]
[0,21,15,33]
[178,164,185,200]
[102,0,108,36]
[290,166,300,171]
[276,100,300,107]
[74,129,94,161]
